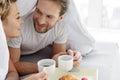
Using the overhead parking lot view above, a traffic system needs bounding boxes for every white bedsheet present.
[81,41,120,80]
[20,41,120,80]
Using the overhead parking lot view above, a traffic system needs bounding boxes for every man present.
[8,0,81,75]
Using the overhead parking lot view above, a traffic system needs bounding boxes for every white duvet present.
[0,18,9,80]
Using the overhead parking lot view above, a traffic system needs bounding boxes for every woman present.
[0,0,47,80]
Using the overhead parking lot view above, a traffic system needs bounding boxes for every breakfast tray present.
[48,67,98,80]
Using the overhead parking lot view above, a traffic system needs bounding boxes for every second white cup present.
[58,55,73,71]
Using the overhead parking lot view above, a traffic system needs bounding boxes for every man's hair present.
[54,0,69,16]
[36,0,69,16]
[0,0,17,20]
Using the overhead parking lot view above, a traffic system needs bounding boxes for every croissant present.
[59,74,78,80]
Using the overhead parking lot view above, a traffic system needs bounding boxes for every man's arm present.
[52,43,67,65]
[8,46,38,76]
[52,43,66,56]
[52,43,82,67]
[6,59,19,80]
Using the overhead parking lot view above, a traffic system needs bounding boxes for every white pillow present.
[16,0,95,56]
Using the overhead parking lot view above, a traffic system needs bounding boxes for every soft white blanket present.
[0,18,9,80]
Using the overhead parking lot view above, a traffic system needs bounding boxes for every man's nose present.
[38,16,46,24]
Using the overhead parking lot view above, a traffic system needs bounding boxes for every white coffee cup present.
[58,55,73,71]
[37,59,56,76]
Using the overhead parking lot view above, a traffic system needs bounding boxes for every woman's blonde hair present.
[0,0,7,16]
[0,0,17,20]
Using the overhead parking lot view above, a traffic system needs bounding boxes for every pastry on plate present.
[59,74,78,80]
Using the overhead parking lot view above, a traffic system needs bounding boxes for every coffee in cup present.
[37,59,56,76]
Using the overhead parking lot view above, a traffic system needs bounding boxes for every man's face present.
[33,0,63,33]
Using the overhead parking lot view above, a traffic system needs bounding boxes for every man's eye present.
[36,9,39,13]
[47,15,52,19]
[36,9,42,16]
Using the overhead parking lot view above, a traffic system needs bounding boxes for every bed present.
[20,41,120,80]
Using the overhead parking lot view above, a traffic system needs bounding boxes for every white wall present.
[87,0,103,28]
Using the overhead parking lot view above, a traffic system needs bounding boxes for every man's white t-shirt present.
[0,17,9,80]
[8,13,67,55]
